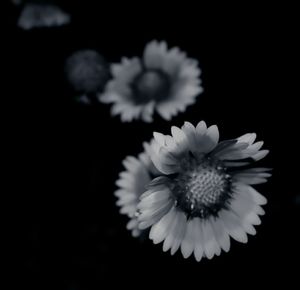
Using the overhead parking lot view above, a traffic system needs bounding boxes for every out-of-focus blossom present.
[100,40,203,122]
[115,142,159,237]
[65,50,111,104]
[18,3,70,30]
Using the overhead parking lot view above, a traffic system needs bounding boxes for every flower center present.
[131,69,170,104]
[171,157,232,219]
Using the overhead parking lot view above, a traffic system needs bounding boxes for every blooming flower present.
[137,121,271,261]
[115,144,159,237]
[100,40,203,122]
[65,50,111,104]
[17,3,70,30]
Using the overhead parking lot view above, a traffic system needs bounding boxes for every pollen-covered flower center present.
[172,159,232,219]
[131,69,170,104]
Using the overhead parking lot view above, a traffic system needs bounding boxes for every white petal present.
[242,222,257,235]
[220,210,248,243]
[206,125,219,148]
[231,189,263,226]
[181,121,198,153]
[145,176,170,190]
[149,207,176,244]
[245,141,264,155]
[153,132,166,147]
[255,205,265,216]
[233,171,272,179]
[164,135,177,151]
[143,40,166,70]
[159,147,178,165]
[239,167,272,173]
[171,126,187,145]
[132,228,141,237]
[247,185,268,205]
[196,125,219,153]
[161,46,188,76]
[180,219,195,258]
[138,189,171,210]
[233,174,268,185]
[229,195,258,233]
[224,161,251,167]
[211,218,231,252]
[122,156,139,171]
[141,102,155,122]
[138,200,173,230]
[127,218,138,230]
[151,151,179,175]
[156,102,173,121]
[163,210,181,252]
[170,212,187,255]
[193,218,204,261]
[116,194,137,206]
[115,178,132,189]
[120,204,136,216]
[238,133,256,145]
[240,184,267,205]
[201,220,220,259]
[114,57,142,83]
[252,150,269,161]
[114,189,130,198]
[138,197,172,221]
[213,142,249,159]
[195,121,207,137]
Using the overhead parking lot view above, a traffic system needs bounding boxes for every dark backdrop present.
[6,1,298,289]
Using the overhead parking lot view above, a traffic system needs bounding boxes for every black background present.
[6,1,299,289]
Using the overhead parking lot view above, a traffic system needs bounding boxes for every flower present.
[65,50,111,104]
[17,3,70,30]
[115,144,159,237]
[11,0,22,6]
[100,40,203,122]
[137,121,271,261]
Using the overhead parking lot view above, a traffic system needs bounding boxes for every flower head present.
[115,144,159,237]
[137,121,271,261]
[100,40,203,122]
[18,3,70,30]
[65,50,111,104]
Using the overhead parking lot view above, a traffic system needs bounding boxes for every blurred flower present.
[100,40,203,122]
[137,121,271,261]
[65,50,111,104]
[115,144,159,237]
[11,0,23,5]
[17,3,70,30]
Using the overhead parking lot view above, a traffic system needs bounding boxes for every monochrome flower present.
[115,144,159,237]
[137,121,271,261]
[100,40,203,122]
[18,3,70,30]
[65,50,111,104]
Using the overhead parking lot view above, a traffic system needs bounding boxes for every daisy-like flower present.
[115,144,159,237]
[17,3,70,30]
[100,40,203,122]
[137,121,271,261]
[65,50,111,104]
